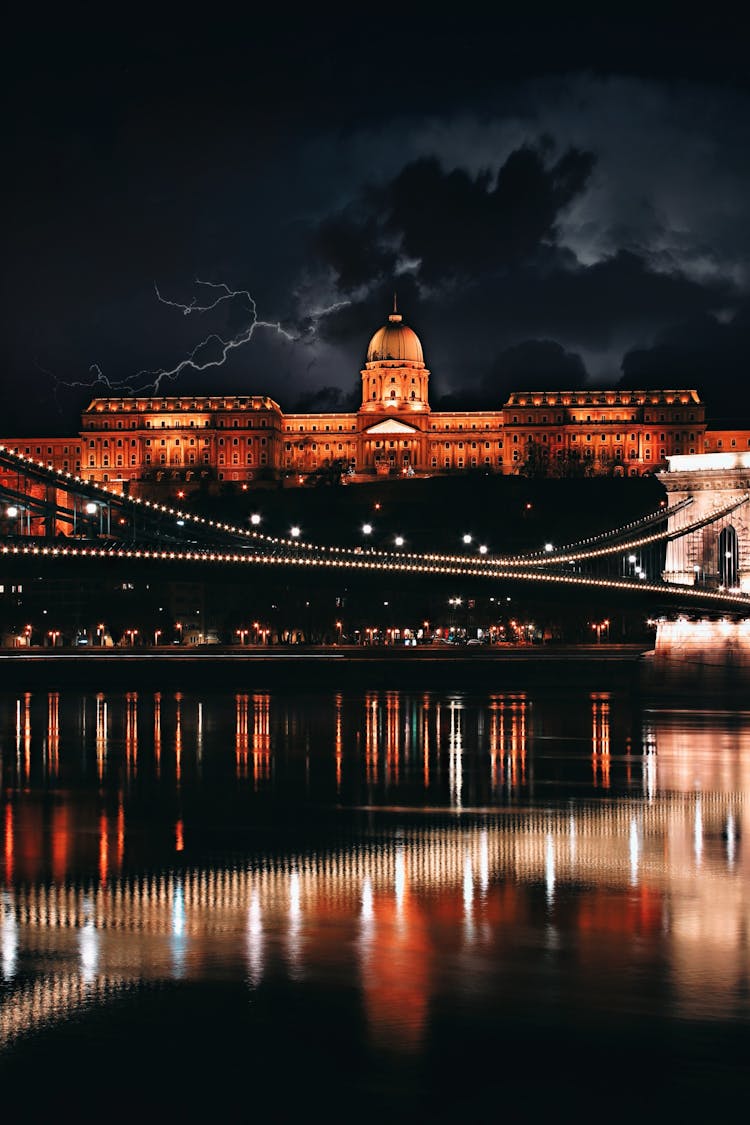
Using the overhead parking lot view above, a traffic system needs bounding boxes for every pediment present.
[365,418,419,435]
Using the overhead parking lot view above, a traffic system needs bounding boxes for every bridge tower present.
[653,452,750,688]
[658,452,750,591]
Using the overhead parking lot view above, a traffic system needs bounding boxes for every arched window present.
[719,525,739,587]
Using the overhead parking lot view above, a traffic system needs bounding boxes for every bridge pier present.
[650,617,750,694]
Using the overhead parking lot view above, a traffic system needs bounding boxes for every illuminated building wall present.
[0,307,728,495]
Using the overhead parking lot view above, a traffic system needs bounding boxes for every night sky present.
[4,9,750,435]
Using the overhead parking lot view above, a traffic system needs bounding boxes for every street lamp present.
[478,544,488,555]
[154,628,162,646]
[96,623,105,646]
[394,535,404,547]
[236,627,249,646]
[6,504,31,534]
[462,533,472,545]
[47,629,61,647]
[250,513,261,526]
[125,628,138,647]
[290,525,301,538]
[591,619,609,644]
[175,622,183,644]
[362,523,373,536]
[335,620,343,643]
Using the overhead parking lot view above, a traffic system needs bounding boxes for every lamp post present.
[335,619,343,644]
[47,629,61,648]
[125,628,138,647]
[591,619,609,644]
[6,504,31,535]
[96,623,105,647]
[154,628,162,646]
[236,627,249,646]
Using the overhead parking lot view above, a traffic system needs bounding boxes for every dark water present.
[1,682,749,1120]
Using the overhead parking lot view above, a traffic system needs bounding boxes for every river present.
[1,679,748,1120]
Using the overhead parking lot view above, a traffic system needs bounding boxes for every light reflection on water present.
[1,686,750,1113]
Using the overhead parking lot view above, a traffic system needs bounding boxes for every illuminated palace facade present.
[2,305,747,492]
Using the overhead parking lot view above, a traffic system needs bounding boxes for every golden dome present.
[366,307,424,364]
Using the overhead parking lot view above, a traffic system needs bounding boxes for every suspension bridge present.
[2,443,750,616]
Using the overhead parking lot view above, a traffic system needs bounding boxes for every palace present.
[1,303,746,495]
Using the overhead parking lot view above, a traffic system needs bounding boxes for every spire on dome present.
[389,292,402,324]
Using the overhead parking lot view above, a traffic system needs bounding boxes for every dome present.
[366,309,424,364]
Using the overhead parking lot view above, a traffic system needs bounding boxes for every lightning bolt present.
[48,280,352,400]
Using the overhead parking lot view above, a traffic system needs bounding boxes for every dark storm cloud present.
[621,303,750,416]
[313,143,596,293]
[307,138,743,409]
[383,145,595,283]
[5,13,750,434]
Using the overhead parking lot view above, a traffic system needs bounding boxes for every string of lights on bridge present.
[3,443,750,609]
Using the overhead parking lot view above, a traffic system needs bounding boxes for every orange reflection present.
[252,693,271,785]
[365,692,379,784]
[235,693,249,779]
[360,883,430,1053]
[176,818,184,852]
[95,693,107,780]
[47,692,59,777]
[116,799,125,869]
[335,693,343,792]
[509,696,527,788]
[422,694,430,788]
[22,693,31,779]
[51,805,70,882]
[153,692,162,776]
[489,695,504,789]
[174,693,182,784]
[126,692,138,777]
[4,803,13,883]
[99,813,109,885]
[385,691,400,785]
[592,694,611,789]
